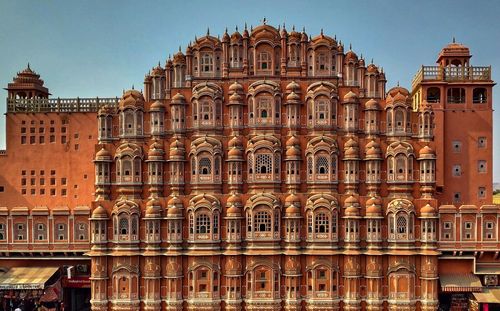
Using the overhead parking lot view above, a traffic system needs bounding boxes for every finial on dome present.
[302,26,305,32]
[207,27,210,36]
[452,36,456,43]
[132,84,135,90]
[334,34,336,40]
[397,81,400,87]
[27,62,30,69]
[178,46,181,52]
[262,17,267,25]
[250,25,253,31]
[194,35,198,41]
[320,28,323,35]
[158,61,161,66]
[235,25,238,31]
[244,22,247,30]
[283,22,286,29]
[349,43,352,50]
[360,53,363,59]
[292,25,295,31]
[371,58,374,64]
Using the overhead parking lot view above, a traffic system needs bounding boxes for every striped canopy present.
[0,267,59,290]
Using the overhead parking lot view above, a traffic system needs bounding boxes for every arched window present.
[198,157,212,175]
[315,99,328,120]
[473,88,487,104]
[315,213,329,233]
[256,154,272,174]
[256,97,272,123]
[254,211,271,232]
[257,52,271,70]
[196,214,211,234]
[201,53,213,73]
[395,108,405,131]
[397,216,407,234]
[426,87,440,103]
[200,100,213,122]
[315,156,329,174]
[119,217,128,235]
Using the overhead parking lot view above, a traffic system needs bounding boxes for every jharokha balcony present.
[411,65,491,90]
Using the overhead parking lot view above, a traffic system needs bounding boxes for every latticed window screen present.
[315,100,328,119]
[131,217,138,235]
[196,214,211,234]
[315,156,329,174]
[307,157,313,174]
[200,101,212,120]
[274,154,280,174]
[257,98,271,118]
[119,218,128,235]
[397,216,407,234]
[332,213,337,233]
[254,211,271,232]
[198,157,212,175]
[256,154,272,174]
[315,212,329,233]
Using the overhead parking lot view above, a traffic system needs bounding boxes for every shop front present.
[0,267,62,311]
[439,273,484,310]
[62,276,90,311]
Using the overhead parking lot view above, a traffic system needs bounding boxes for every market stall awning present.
[440,274,483,292]
[473,289,500,303]
[0,267,59,290]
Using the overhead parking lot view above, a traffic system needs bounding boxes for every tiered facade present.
[0,23,495,311]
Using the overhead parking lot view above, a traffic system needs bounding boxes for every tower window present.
[452,165,462,177]
[478,137,487,148]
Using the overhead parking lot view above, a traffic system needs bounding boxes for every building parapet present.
[411,65,491,91]
[6,97,119,113]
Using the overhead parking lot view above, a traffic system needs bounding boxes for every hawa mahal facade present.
[0,22,496,310]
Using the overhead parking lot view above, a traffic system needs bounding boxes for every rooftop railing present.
[6,97,119,113]
[411,65,491,90]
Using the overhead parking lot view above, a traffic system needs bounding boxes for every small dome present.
[344,138,359,158]
[387,86,410,98]
[364,98,379,110]
[98,104,115,115]
[230,31,242,43]
[366,204,382,216]
[171,92,186,104]
[119,89,145,110]
[345,50,358,62]
[145,198,162,217]
[286,80,300,92]
[343,91,358,103]
[167,205,183,217]
[150,100,165,110]
[92,205,108,219]
[167,196,182,207]
[228,147,243,158]
[345,205,360,217]
[228,136,243,148]
[95,147,112,160]
[286,91,300,102]
[365,140,380,149]
[419,145,435,158]
[367,63,378,73]
[148,141,164,157]
[169,139,185,158]
[151,64,164,76]
[285,203,301,216]
[226,193,243,207]
[285,193,300,205]
[229,81,243,93]
[344,195,359,206]
[366,196,382,207]
[226,205,241,217]
[420,203,436,215]
[173,51,185,64]
[229,92,242,102]
[286,135,300,147]
[286,145,301,157]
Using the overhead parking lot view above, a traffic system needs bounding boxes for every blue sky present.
[0,0,499,181]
